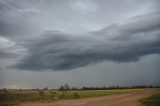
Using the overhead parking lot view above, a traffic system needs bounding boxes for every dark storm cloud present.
[12,12,160,71]
[0,0,38,37]
[0,35,24,61]
[0,51,18,58]
[0,19,34,37]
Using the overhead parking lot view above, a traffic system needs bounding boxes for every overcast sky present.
[0,0,160,89]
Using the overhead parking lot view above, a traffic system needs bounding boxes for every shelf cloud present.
[11,12,160,71]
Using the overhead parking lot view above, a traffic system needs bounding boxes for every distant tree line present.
[78,85,160,90]
[1,85,160,91]
[56,84,160,91]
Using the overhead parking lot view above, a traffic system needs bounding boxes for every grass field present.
[140,93,160,106]
[0,88,155,106]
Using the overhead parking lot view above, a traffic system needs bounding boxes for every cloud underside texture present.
[13,12,160,71]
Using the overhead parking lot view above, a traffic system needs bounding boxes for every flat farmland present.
[1,88,160,106]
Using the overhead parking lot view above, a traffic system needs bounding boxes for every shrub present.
[38,90,45,99]
[73,92,80,99]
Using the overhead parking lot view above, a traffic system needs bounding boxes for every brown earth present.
[19,89,158,106]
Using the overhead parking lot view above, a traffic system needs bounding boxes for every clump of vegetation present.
[58,83,70,99]
[73,92,80,99]
[49,91,57,100]
[38,90,45,99]
[141,94,160,106]
[0,89,18,106]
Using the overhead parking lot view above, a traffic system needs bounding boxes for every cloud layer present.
[11,12,160,71]
[0,0,159,71]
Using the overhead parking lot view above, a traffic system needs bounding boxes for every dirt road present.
[19,90,157,106]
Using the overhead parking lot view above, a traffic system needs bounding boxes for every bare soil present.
[19,89,158,106]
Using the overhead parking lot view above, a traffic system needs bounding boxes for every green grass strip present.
[141,94,160,106]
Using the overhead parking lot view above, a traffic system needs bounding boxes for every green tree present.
[59,83,70,98]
